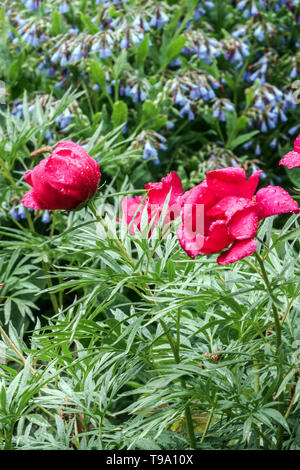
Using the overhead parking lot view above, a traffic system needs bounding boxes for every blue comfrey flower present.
[232,26,248,39]
[150,9,170,28]
[289,125,299,136]
[55,108,72,129]
[99,46,112,59]
[41,210,51,224]
[255,144,261,156]
[259,171,267,180]
[260,120,268,132]
[166,120,175,130]
[45,129,54,143]
[23,0,40,11]
[174,90,187,106]
[10,208,20,221]
[60,55,68,67]
[143,140,158,161]
[243,141,252,150]
[91,41,101,53]
[179,102,195,120]
[59,1,70,14]
[237,0,247,10]
[70,45,82,64]
[51,50,62,64]
[169,58,182,67]
[18,205,27,220]
[270,138,277,148]
[212,99,234,121]
[254,25,265,42]
[46,67,55,77]
[120,36,130,49]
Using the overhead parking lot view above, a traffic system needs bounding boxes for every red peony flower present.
[279,134,300,169]
[177,167,299,265]
[21,141,101,210]
[121,172,183,234]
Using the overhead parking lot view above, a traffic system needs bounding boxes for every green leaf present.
[285,167,300,189]
[89,61,107,92]
[142,100,159,123]
[26,414,51,428]
[81,13,100,34]
[166,35,185,63]
[112,101,128,128]
[136,34,149,66]
[50,9,67,36]
[229,131,260,151]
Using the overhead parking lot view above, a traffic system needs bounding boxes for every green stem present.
[254,251,283,450]
[50,211,57,238]
[42,261,59,315]
[200,402,215,443]
[254,252,281,352]
[25,208,35,232]
[159,318,197,449]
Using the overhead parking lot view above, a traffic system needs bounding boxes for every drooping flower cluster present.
[168,71,221,121]
[246,83,296,133]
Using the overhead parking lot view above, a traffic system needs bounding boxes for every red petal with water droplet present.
[206,167,246,199]
[227,202,258,240]
[177,219,232,258]
[21,188,47,210]
[121,196,145,234]
[217,239,257,265]
[294,135,300,153]
[279,151,300,169]
[256,186,299,219]
[22,141,101,210]
[146,172,183,206]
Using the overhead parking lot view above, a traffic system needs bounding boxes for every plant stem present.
[254,251,283,450]
[254,252,281,352]
[25,208,35,232]
[42,261,59,314]
[159,318,197,449]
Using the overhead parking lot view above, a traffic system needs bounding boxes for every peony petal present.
[206,167,247,199]
[206,167,264,200]
[294,135,300,154]
[226,202,259,240]
[146,172,183,207]
[180,180,215,207]
[21,188,48,210]
[200,220,233,255]
[217,239,258,265]
[24,169,33,187]
[242,171,263,198]
[256,186,299,219]
[177,225,205,259]
[279,151,300,169]
[121,196,145,234]
[206,196,248,218]
[177,219,232,258]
